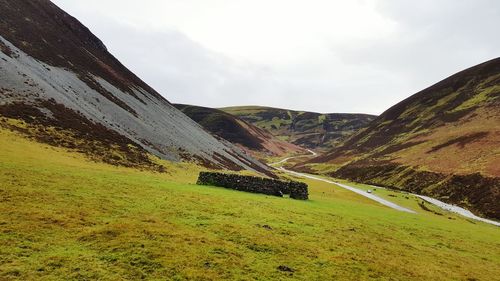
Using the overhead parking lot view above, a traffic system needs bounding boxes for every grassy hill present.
[1,122,499,280]
[1,1,499,280]
[302,58,500,219]
[221,106,375,151]
[174,104,305,158]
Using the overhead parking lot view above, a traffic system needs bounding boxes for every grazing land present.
[1,127,499,281]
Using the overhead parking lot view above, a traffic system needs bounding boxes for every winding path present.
[271,150,500,226]
[415,195,500,226]
[270,150,416,213]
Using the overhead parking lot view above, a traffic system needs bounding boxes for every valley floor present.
[1,127,499,280]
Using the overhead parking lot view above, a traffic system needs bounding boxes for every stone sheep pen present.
[196,172,309,200]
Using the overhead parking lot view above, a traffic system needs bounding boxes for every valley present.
[221,106,376,152]
[272,150,500,226]
[300,58,500,220]
[1,126,499,280]
[0,1,499,280]
[173,104,305,159]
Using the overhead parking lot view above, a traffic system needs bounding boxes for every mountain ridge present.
[0,0,271,175]
[174,104,305,158]
[301,57,500,219]
[221,105,376,151]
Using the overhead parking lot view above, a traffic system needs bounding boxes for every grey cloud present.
[339,0,500,98]
[81,18,375,113]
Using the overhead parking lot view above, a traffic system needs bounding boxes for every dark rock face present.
[197,172,308,200]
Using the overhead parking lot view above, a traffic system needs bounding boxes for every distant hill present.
[174,104,305,158]
[304,58,500,219]
[220,106,376,151]
[0,0,270,175]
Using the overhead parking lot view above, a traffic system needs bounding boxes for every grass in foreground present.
[0,128,499,280]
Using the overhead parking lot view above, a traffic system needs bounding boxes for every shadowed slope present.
[174,104,305,158]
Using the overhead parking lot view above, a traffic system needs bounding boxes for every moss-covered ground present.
[1,127,499,280]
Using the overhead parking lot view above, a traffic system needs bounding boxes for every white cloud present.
[52,0,500,114]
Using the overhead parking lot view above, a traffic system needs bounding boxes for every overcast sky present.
[52,0,499,115]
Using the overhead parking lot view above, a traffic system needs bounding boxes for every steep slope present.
[0,0,270,174]
[221,106,375,151]
[174,104,305,158]
[307,58,500,219]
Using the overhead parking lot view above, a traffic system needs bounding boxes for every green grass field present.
[1,127,499,280]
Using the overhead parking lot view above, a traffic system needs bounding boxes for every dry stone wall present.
[197,172,308,200]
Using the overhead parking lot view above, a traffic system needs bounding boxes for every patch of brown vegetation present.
[174,104,304,158]
[0,39,13,57]
[427,132,489,153]
[0,100,165,171]
[313,58,500,166]
[373,141,427,157]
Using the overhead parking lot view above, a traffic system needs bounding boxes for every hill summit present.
[221,106,375,151]
[0,0,270,175]
[304,58,500,219]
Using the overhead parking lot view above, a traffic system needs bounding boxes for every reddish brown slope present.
[305,58,500,219]
[174,104,305,158]
[221,106,376,152]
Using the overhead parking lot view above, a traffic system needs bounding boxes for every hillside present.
[174,104,305,158]
[221,106,375,151]
[0,0,270,175]
[304,58,500,219]
[1,125,499,280]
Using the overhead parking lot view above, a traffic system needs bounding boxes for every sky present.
[52,0,500,115]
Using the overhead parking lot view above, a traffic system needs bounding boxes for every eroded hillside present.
[0,0,270,175]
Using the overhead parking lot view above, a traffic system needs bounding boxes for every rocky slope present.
[221,106,375,151]
[174,104,305,158]
[0,0,270,175]
[305,58,500,219]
